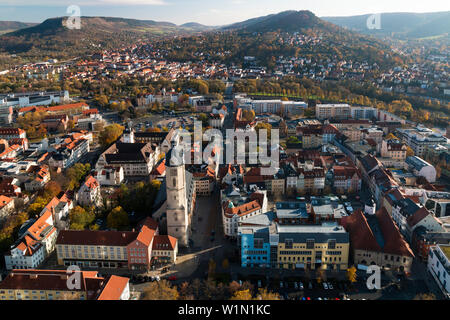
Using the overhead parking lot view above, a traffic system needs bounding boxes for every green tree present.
[69,206,95,230]
[99,124,124,148]
[106,206,129,230]
[142,280,179,300]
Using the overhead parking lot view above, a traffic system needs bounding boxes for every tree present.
[43,181,62,200]
[142,280,179,300]
[66,163,91,190]
[286,136,300,144]
[69,206,95,230]
[347,266,357,283]
[99,124,124,148]
[413,293,436,300]
[406,146,415,157]
[385,133,399,140]
[230,289,253,300]
[242,109,256,121]
[106,206,129,230]
[255,288,280,300]
[255,122,272,140]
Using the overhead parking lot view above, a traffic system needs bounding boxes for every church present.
[152,144,196,247]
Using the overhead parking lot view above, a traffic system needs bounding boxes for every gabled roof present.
[406,207,431,228]
[376,207,414,257]
[340,210,382,252]
[152,235,177,250]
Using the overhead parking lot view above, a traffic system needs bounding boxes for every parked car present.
[280,281,284,289]
[308,282,313,290]
[294,282,298,289]
[323,282,329,290]
[258,280,262,288]
[299,282,304,290]
[328,283,334,290]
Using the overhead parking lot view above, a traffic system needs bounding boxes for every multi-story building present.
[4,210,57,270]
[315,104,351,120]
[49,138,89,169]
[276,224,349,271]
[0,91,69,109]
[341,208,414,272]
[405,156,437,183]
[0,128,27,140]
[190,166,216,197]
[96,141,158,178]
[397,126,447,157]
[380,139,407,160]
[222,187,267,239]
[0,195,14,222]
[428,244,450,298]
[77,175,101,207]
[332,165,362,194]
[0,269,130,300]
[56,218,176,270]
[95,166,124,186]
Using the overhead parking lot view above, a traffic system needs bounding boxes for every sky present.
[0,0,449,26]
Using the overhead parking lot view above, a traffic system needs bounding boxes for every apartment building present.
[276,224,349,271]
[428,244,450,299]
[0,269,130,300]
[380,139,407,160]
[332,165,362,194]
[315,104,351,120]
[55,218,177,270]
[397,126,447,157]
[4,210,57,270]
[0,195,14,222]
[222,188,267,239]
[49,138,89,169]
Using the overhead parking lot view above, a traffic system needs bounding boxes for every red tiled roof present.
[152,235,177,250]
[341,210,382,252]
[406,207,430,228]
[376,207,414,257]
[97,275,129,300]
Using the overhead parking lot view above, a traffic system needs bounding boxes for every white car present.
[328,283,334,290]
[299,282,304,290]
[280,281,284,288]
[323,282,328,290]
[294,282,298,289]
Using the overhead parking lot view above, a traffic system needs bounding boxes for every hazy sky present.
[0,0,449,25]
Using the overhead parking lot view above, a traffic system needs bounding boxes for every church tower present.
[165,147,189,247]
[123,121,135,143]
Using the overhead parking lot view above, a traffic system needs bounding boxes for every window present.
[285,239,293,249]
[254,238,264,249]
[306,239,315,249]
[328,239,336,249]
